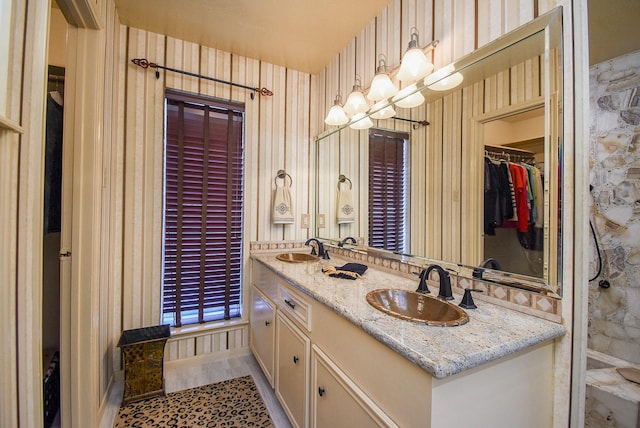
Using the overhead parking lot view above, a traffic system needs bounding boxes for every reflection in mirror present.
[314,7,563,297]
[483,107,544,279]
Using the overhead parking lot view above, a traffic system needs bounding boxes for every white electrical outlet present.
[317,214,325,228]
[301,214,310,228]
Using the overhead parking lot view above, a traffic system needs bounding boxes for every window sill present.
[168,317,249,341]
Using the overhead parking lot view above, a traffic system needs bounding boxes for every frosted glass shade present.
[324,104,349,126]
[424,65,463,91]
[343,90,369,116]
[392,83,425,108]
[426,72,464,91]
[367,73,399,101]
[349,112,374,129]
[396,49,434,83]
[370,101,396,119]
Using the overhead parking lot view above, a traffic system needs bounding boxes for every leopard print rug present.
[114,375,274,427]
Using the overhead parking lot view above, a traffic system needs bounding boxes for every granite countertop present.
[252,253,566,379]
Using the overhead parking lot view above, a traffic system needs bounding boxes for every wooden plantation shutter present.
[163,90,244,327]
[368,129,409,252]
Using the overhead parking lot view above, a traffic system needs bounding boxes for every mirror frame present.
[313,6,564,298]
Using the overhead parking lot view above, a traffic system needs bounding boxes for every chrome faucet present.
[423,265,453,300]
[338,236,357,247]
[305,238,328,259]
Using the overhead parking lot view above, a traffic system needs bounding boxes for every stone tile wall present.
[589,49,640,364]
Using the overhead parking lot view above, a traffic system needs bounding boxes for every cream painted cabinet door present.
[250,286,276,387]
[276,311,310,428]
[310,346,398,428]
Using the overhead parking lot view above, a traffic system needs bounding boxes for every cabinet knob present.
[318,387,325,397]
[265,320,271,326]
[293,355,299,364]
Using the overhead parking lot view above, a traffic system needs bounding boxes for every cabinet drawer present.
[278,282,312,332]
[251,260,279,300]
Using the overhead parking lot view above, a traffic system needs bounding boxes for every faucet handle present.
[416,269,430,294]
[322,249,330,260]
[459,288,483,309]
[309,246,318,256]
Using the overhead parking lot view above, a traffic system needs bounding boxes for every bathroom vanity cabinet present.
[250,255,563,428]
[251,261,398,427]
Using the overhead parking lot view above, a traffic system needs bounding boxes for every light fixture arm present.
[375,54,388,73]
[351,75,363,91]
[407,27,421,50]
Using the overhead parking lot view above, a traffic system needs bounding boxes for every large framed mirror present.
[314,7,563,297]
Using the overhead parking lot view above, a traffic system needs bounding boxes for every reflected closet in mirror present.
[482,107,544,279]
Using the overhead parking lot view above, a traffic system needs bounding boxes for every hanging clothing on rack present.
[484,157,511,235]
[484,146,544,251]
[531,165,544,228]
[499,161,515,221]
[44,93,64,234]
[508,162,530,233]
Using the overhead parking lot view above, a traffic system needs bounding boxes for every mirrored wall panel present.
[314,7,563,297]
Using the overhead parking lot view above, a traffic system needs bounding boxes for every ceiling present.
[113,0,392,74]
[103,1,640,73]
[588,0,640,65]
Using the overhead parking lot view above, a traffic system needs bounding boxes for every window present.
[162,90,244,327]
[368,129,409,252]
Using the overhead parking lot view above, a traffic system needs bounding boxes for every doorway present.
[43,4,69,426]
[42,65,64,428]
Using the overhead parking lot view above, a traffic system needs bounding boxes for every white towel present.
[336,184,355,224]
[273,182,294,224]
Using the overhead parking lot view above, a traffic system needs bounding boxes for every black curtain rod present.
[131,58,273,99]
[392,116,430,129]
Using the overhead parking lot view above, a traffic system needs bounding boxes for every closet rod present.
[131,58,273,99]
[485,145,536,164]
[485,144,534,155]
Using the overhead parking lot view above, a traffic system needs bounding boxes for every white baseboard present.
[165,346,251,372]
[98,370,123,428]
